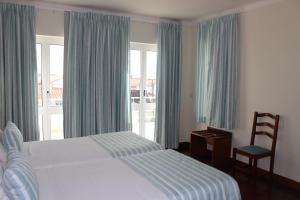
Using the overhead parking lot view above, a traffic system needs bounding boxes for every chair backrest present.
[250,112,280,154]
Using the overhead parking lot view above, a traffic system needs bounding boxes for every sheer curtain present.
[155,22,182,149]
[0,3,39,141]
[195,14,239,129]
[63,12,131,138]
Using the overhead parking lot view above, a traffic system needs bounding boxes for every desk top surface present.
[191,129,232,139]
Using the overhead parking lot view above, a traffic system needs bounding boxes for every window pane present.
[146,51,157,99]
[49,45,64,107]
[130,50,141,134]
[146,51,157,80]
[145,51,157,141]
[38,115,43,141]
[130,50,141,79]
[50,114,64,140]
[36,44,42,106]
[145,111,155,141]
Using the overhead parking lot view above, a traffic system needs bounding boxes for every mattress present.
[23,136,110,169]
[36,158,165,200]
[23,131,162,169]
[36,150,241,200]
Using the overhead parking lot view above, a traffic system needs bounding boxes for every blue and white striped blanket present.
[121,150,241,200]
[90,132,163,157]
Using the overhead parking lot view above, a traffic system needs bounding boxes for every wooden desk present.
[190,127,232,168]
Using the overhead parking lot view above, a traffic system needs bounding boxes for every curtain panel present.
[195,14,239,129]
[155,22,182,149]
[0,3,39,141]
[63,12,131,138]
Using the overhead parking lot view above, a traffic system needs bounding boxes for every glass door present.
[130,43,157,141]
[36,36,64,141]
[48,44,64,140]
[144,51,157,141]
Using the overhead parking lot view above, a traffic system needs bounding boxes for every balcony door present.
[130,43,157,141]
[36,35,64,141]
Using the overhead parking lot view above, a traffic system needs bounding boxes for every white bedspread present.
[36,159,166,200]
[23,132,162,169]
[23,137,110,169]
[35,150,240,200]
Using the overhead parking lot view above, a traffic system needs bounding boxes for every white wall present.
[235,0,300,182]
[179,23,197,142]
[36,9,64,36]
[130,21,157,43]
[179,0,300,182]
[36,9,157,43]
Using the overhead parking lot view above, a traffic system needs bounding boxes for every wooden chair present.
[233,112,280,182]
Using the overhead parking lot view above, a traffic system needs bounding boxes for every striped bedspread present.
[90,132,163,157]
[121,150,241,200]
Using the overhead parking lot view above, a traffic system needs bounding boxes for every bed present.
[23,131,163,169]
[36,150,240,200]
[1,123,240,200]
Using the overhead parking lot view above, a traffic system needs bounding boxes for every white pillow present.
[0,166,9,200]
[2,122,23,152]
[3,150,39,200]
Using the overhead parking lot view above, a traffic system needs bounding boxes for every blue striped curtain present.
[63,12,131,138]
[0,3,39,141]
[196,14,239,129]
[155,23,182,149]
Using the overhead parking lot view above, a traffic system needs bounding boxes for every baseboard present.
[178,142,300,193]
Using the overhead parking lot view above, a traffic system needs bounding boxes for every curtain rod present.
[0,0,179,24]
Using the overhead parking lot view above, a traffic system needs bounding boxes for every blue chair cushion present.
[237,145,271,156]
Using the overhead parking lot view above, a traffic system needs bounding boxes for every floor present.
[235,173,300,200]
[177,150,300,200]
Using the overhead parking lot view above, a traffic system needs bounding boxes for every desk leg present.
[212,138,231,168]
[190,135,207,158]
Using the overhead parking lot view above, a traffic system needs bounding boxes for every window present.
[130,43,157,141]
[36,35,64,141]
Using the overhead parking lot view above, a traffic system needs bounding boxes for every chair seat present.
[237,145,271,156]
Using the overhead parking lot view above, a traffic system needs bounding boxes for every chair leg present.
[232,149,237,177]
[252,158,258,188]
[249,158,253,167]
[269,155,275,180]
[248,158,253,182]
[268,156,275,197]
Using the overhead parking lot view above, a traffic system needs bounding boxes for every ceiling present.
[37,0,263,20]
